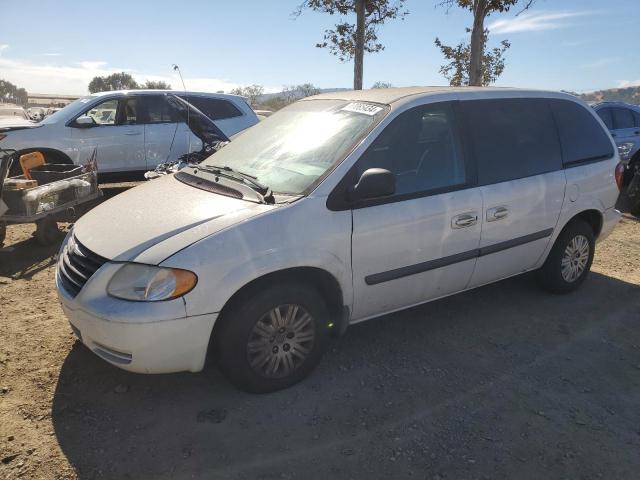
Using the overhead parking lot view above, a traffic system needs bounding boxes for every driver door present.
[72,97,145,173]
[349,102,482,321]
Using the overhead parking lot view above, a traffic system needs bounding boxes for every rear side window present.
[461,98,563,185]
[633,110,640,127]
[550,100,614,166]
[596,108,613,130]
[178,96,242,120]
[612,107,635,129]
[143,95,179,123]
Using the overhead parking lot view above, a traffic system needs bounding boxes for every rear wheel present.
[628,170,640,217]
[0,221,6,247]
[537,219,595,293]
[34,216,61,246]
[216,283,330,393]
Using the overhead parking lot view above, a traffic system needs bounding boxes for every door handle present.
[452,213,478,229]
[124,131,141,136]
[486,206,509,222]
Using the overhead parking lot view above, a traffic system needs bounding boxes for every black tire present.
[628,172,640,217]
[537,219,595,294]
[34,217,61,246]
[0,221,6,248]
[216,283,330,393]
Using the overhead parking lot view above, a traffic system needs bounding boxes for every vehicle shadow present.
[52,271,640,480]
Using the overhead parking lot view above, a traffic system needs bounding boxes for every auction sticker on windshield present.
[341,103,384,116]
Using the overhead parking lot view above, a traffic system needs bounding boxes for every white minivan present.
[56,87,622,392]
[0,90,258,175]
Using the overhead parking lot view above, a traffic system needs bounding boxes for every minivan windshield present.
[201,99,388,195]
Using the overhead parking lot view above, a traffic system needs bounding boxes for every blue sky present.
[1,0,638,95]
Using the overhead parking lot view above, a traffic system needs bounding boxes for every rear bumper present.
[598,207,621,243]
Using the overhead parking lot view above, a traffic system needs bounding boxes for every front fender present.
[161,197,353,318]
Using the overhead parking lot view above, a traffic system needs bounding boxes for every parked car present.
[0,90,258,175]
[0,104,30,120]
[592,101,640,214]
[56,87,621,393]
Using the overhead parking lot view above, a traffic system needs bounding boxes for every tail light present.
[614,162,625,191]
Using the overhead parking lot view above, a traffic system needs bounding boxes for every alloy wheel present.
[247,304,316,379]
[561,234,590,283]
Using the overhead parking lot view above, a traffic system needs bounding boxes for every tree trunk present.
[353,0,365,90]
[468,0,486,86]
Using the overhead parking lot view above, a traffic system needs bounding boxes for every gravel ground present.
[1,186,639,480]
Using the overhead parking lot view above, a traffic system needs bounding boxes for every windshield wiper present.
[196,164,274,203]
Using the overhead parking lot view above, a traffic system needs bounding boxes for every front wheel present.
[537,219,595,294]
[0,221,6,247]
[216,283,330,393]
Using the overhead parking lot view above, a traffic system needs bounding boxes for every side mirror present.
[73,116,96,128]
[349,168,395,201]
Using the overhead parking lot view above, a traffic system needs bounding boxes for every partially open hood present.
[165,94,230,145]
[73,174,274,264]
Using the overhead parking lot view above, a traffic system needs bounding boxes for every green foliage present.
[435,30,510,86]
[142,80,171,89]
[230,84,265,106]
[88,72,140,93]
[371,81,393,89]
[0,79,28,105]
[295,1,408,62]
[438,0,534,16]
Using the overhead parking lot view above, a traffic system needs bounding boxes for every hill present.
[580,85,640,105]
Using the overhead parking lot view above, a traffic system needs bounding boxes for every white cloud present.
[0,56,278,95]
[487,11,589,34]
[580,57,620,69]
[617,79,640,88]
[0,44,8,56]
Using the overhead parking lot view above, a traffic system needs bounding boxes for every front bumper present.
[56,264,218,374]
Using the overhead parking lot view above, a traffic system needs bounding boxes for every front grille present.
[58,235,108,298]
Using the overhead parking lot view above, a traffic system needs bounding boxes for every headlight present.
[617,142,634,161]
[107,264,197,302]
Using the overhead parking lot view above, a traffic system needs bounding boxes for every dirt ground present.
[1,187,640,480]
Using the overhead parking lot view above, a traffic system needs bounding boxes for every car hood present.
[0,117,41,131]
[73,174,274,264]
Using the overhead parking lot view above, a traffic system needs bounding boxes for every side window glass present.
[550,99,613,165]
[118,97,140,125]
[462,98,563,185]
[144,96,178,123]
[596,108,613,130]
[612,108,635,129]
[633,110,640,128]
[84,99,117,125]
[179,96,242,120]
[357,102,466,196]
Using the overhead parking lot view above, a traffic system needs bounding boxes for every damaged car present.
[56,87,621,393]
[0,90,258,176]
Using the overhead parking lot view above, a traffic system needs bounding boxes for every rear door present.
[72,96,145,173]
[348,101,482,321]
[463,98,566,288]
[141,95,181,168]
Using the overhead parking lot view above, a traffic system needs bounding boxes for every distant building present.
[27,93,82,108]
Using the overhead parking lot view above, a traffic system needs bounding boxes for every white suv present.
[56,87,621,393]
[0,90,258,174]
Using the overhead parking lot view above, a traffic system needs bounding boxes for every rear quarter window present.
[178,96,243,120]
[549,99,614,166]
[461,98,563,185]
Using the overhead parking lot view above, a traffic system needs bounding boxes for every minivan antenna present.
[172,64,191,158]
